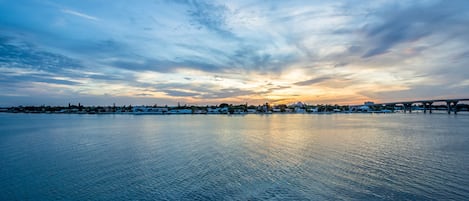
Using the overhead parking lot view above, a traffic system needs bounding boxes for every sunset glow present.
[1,1,469,106]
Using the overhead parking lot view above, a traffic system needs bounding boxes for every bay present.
[1,113,468,200]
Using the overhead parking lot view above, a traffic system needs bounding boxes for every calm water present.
[1,113,468,200]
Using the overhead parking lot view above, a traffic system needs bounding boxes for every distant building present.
[207,107,228,114]
[294,107,306,113]
[133,106,168,114]
[348,101,374,112]
[358,105,370,112]
[290,102,307,113]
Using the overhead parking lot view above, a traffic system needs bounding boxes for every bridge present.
[372,98,469,114]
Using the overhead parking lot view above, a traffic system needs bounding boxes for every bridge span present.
[373,98,469,114]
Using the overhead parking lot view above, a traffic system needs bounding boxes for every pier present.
[373,98,469,114]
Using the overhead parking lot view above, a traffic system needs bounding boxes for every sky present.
[1,0,469,106]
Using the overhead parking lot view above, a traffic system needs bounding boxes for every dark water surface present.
[1,113,468,200]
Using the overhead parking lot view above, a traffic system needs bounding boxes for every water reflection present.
[0,113,468,200]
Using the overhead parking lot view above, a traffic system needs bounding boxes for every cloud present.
[135,93,153,97]
[360,1,469,58]
[230,45,299,73]
[0,36,82,73]
[200,88,257,99]
[61,9,99,21]
[162,89,200,97]
[69,39,127,55]
[0,74,80,86]
[265,85,291,93]
[85,74,130,82]
[185,1,234,37]
[294,76,332,86]
[111,58,220,73]
[142,81,259,100]
[0,35,135,87]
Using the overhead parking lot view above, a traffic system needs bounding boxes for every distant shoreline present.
[2,101,467,115]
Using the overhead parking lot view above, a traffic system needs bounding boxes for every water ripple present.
[1,113,468,200]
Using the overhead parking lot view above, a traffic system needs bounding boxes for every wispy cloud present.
[185,1,234,37]
[61,9,99,21]
[294,76,331,86]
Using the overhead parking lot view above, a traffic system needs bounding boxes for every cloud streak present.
[61,9,99,21]
[294,77,332,86]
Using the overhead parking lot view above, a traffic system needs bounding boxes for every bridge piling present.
[446,102,450,114]
[446,101,459,114]
[404,103,413,113]
[423,102,433,114]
